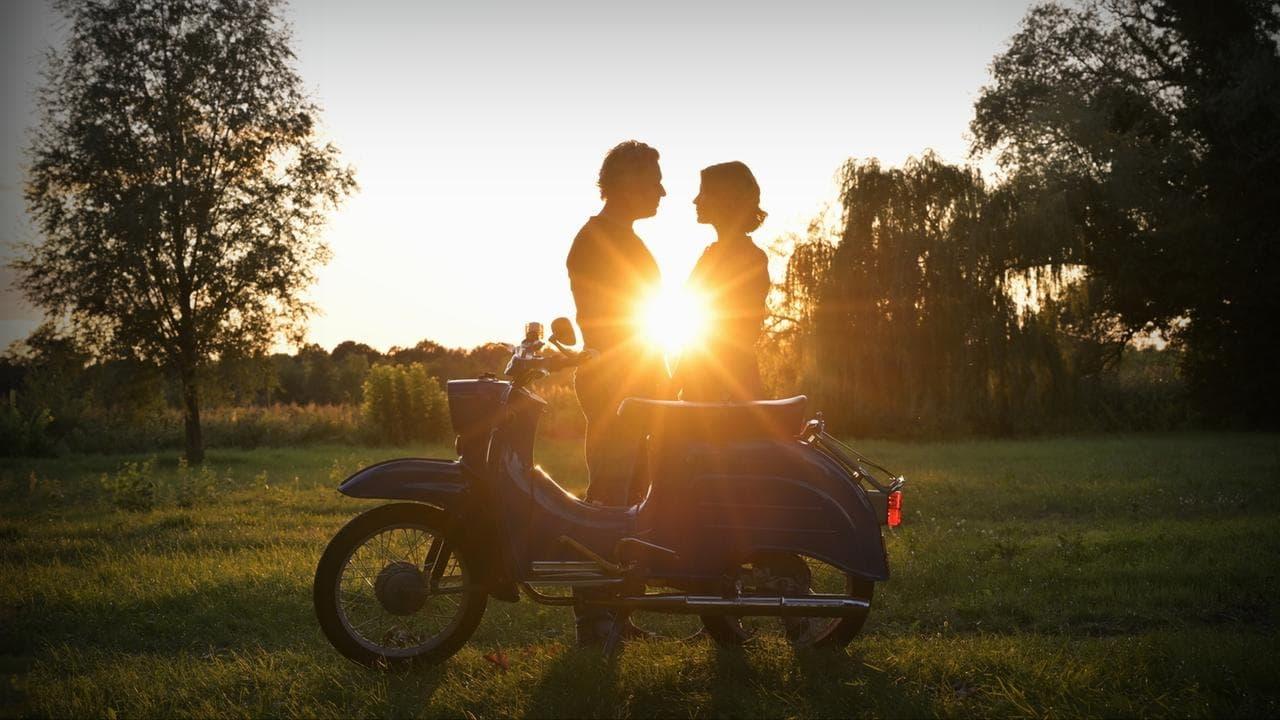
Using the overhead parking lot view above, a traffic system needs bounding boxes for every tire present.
[700,553,874,650]
[314,503,487,668]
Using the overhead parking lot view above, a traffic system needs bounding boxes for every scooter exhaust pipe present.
[590,593,870,617]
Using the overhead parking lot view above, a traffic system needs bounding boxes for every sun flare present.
[640,282,710,357]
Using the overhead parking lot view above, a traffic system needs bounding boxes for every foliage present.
[98,457,157,511]
[971,0,1280,424]
[174,456,220,508]
[0,327,529,455]
[776,154,1079,435]
[360,363,450,444]
[17,0,356,463]
[0,392,56,457]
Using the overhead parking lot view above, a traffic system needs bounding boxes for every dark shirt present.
[566,215,661,353]
[678,237,770,401]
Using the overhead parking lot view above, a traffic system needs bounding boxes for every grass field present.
[2,433,1279,718]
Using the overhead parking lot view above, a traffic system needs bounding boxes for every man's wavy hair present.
[597,140,660,200]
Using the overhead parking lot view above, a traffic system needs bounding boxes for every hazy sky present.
[1,0,1035,353]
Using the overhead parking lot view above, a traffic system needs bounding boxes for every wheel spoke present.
[335,522,471,657]
[708,553,866,649]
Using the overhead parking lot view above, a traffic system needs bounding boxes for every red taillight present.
[886,490,902,527]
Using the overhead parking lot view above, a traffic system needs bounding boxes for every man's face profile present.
[626,161,665,219]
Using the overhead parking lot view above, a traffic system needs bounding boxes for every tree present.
[334,352,370,404]
[17,0,356,462]
[778,154,1071,435]
[7,323,91,440]
[972,0,1280,423]
[330,340,380,364]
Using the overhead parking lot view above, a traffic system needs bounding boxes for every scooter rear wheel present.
[700,552,873,650]
[314,503,487,668]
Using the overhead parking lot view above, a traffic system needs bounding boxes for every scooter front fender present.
[336,458,520,602]
[338,458,467,509]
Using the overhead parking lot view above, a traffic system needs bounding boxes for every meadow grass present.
[1,433,1278,718]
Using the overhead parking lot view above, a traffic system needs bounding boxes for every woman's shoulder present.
[730,238,768,269]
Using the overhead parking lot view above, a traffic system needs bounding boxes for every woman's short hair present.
[598,140,660,200]
[701,161,768,232]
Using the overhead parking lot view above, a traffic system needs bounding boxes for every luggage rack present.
[801,414,906,526]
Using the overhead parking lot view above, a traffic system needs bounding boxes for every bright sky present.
[1,0,1034,353]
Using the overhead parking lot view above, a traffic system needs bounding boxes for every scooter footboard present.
[589,592,870,616]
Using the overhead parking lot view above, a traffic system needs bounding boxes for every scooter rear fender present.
[338,458,467,507]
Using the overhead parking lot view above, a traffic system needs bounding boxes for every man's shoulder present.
[567,217,604,271]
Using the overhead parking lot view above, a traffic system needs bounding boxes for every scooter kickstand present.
[600,616,625,657]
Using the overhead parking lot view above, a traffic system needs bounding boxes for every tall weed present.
[99,458,156,512]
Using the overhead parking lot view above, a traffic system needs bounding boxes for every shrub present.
[100,458,156,512]
[174,457,220,508]
[361,363,449,444]
[0,391,56,456]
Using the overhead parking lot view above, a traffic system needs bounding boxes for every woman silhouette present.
[676,161,771,402]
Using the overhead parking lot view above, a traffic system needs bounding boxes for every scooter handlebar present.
[508,346,597,385]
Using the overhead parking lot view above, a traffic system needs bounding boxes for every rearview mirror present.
[549,317,577,346]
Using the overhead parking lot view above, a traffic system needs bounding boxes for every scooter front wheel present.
[700,552,873,650]
[314,503,487,668]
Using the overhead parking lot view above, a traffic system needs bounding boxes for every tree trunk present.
[181,363,204,465]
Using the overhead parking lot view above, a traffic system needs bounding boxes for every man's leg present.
[572,368,621,644]
[573,365,666,645]
[576,365,635,504]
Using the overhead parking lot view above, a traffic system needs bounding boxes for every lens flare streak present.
[640,283,710,358]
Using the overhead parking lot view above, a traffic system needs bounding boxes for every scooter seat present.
[616,395,808,441]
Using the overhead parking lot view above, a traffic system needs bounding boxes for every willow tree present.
[18,0,356,462]
[781,154,1069,435]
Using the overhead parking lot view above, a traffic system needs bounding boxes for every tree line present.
[0,327,525,455]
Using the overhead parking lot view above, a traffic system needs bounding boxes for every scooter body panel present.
[639,439,889,581]
[526,465,636,562]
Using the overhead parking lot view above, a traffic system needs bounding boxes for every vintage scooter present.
[314,318,904,667]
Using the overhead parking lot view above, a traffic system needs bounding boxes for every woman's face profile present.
[693,180,733,228]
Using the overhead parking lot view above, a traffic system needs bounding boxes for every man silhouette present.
[566,140,668,645]
[567,140,668,505]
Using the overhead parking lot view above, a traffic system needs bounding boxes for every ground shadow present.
[524,645,622,718]
[15,575,316,657]
[705,642,937,717]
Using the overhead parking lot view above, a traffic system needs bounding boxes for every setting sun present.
[640,281,710,358]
